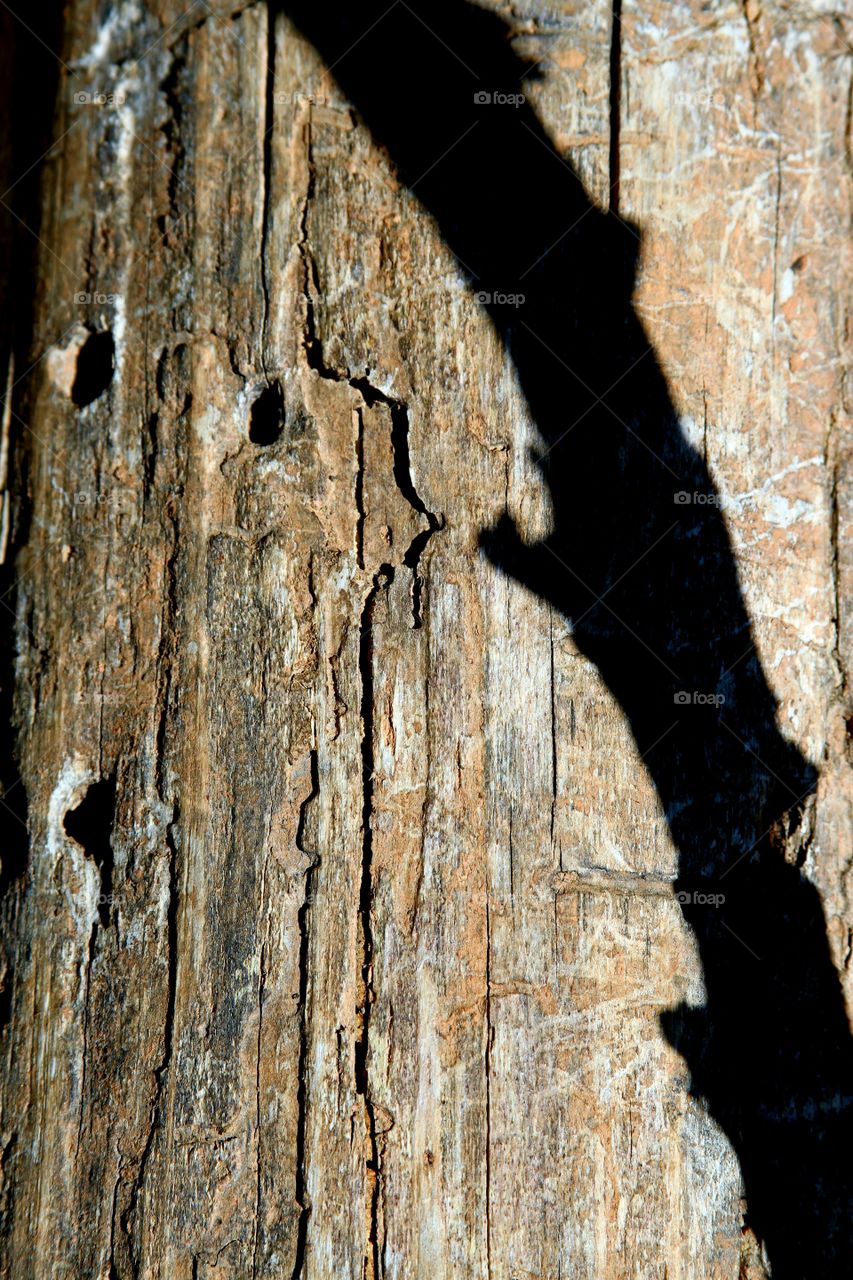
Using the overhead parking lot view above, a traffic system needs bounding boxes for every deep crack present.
[356,567,394,1279]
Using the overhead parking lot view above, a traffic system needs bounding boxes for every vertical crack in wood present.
[260,4,276,380]
[771,149,782,370]
[78,918,97,1158]
[121,285,186,1269]
[296,130,330,384]
[292,745,320,1279]
[389,401,444,629]
[350,378,444,627]
[740,0,766,98]
[829,434,842,685]
[840,58,845,179]
[508,803,514,922]
[65,776,119,1159]
[553,892,559,985]
[357,567,393,1279]
[253,938,268,1279]
[355,407,366,571]
[108,1170,121,1280]
[254,767,273,1277]
[158,42,189,255]
[608,0,622,214]
[126,808,179,1277]
[484,895,492,1280]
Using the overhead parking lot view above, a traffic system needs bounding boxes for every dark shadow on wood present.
[275,1,853,1272]
[0,3,65,1040]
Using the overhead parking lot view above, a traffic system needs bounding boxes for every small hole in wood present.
[249,381,285,446]
[71,330,115,407]
[63,776,117,927]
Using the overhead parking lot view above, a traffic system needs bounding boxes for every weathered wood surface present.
[0,2,851,1277]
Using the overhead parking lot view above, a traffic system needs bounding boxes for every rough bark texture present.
[1,2,852,1278]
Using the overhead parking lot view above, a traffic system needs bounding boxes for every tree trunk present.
[1,2,852,1278]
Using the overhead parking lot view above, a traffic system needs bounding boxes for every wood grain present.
[0,2,851,1277]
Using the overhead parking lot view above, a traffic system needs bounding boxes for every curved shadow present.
[276,1,853,1271]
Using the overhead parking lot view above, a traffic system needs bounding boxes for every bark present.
[1,2,852,1278]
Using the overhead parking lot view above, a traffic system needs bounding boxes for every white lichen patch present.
[46,325,89,399]
[76,1,143,70]
[47,756,99,941]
